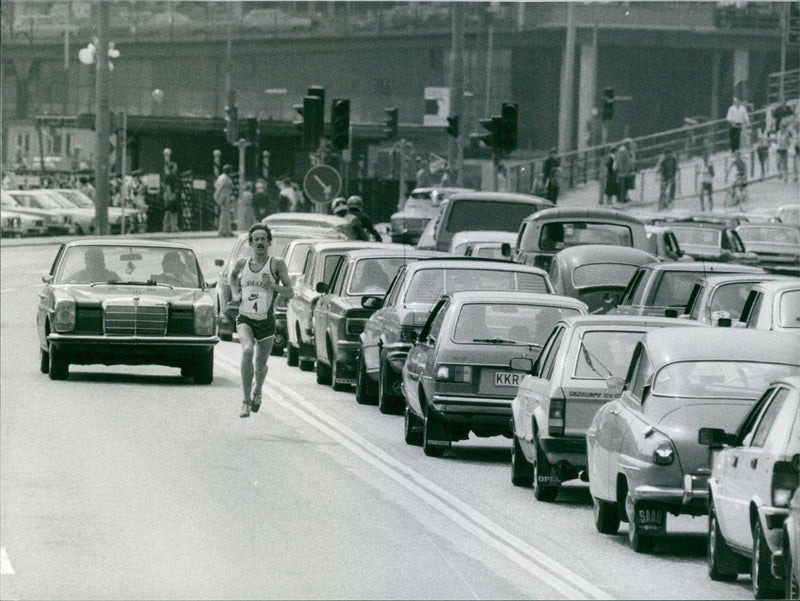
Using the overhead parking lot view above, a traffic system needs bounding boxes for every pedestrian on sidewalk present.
[755,125,770,180]
[214,164,234,236]
[700,154,714,212]
[542,147,561,204]
[162,160,180,233]
[775,121,793,183]
[237,181,257,232]
[726,97,749,152]
[657,149,678,210]
[601,148,618,205]
[229,223,294,418]
[615,141,634,203]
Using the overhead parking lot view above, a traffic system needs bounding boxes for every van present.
[432,192,553,252]
[513,207,649,272]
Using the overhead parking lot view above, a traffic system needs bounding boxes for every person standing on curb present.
[229,223,294,418]
[237,181,257,232]
[700,155,715,212]
[214,164,234,236]
[726,97,749,152]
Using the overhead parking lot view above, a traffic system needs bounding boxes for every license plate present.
[494,371,521,387]
[635,507,666,533]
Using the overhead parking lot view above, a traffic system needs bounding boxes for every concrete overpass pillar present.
[577,39,598,151]
[733,48,750,102]
[710,50,722,120]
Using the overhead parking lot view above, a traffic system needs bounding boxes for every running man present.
[229,223,294,418]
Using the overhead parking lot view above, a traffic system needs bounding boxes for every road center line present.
[216,354,611,600]
[1,547,15,575]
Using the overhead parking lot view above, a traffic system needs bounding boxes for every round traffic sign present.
[303,165,342,205]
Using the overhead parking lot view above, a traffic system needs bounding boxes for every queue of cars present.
[35,190,800,599]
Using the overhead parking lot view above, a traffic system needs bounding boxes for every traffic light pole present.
[398,139,408,209]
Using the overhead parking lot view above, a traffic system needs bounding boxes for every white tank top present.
[239,257,277,320]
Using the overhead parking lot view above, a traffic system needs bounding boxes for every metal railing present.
[769,68,800,104]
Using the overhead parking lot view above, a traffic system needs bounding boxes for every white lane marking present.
[1,288,22,294]
[1,547,15,575]
[216,354,611,600]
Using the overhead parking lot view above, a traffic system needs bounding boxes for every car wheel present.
[299,355,315,372]
[39,345,50,374]
[626,493,655,553]
[193,350,214,385]
[316,358,332,385]
[752,519,781,599]
[786,537,799,600]
[331,351,349,392]
[287,343,299,367]
[355,352,377,405]
[48,342,69,380]
[708,501,739,582]
[511,434,534,487]
[423,410,449,457]
[220,329,233,342]
[378,352,401,415]
[404,403,423,446]
[593,496,620,534]
[533,433,558,502]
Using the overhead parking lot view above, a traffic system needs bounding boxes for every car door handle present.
[750,458,758,469]
[731,456,738,467]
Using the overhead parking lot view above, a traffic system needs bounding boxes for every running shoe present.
[239,402,251,418]
[251,392,262,413]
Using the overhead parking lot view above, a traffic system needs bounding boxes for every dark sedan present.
[667,222,760,266]
[735,223,800,276]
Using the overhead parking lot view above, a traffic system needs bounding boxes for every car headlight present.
[54,299,76,332]
[652,441,675,465]
[63,215,72,224]
[194,303,216,336]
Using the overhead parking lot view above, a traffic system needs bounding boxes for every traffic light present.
[602,87,614,121]
[330,98,350,151]
[224,103,238,144]
[446,115,459,138]
[500,103,518,152]
[295,95,323,149]
[476,115,502,150]
[384,107,398,140]
[245,117,258,144]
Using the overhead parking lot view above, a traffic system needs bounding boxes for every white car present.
[1,208,46,237]
[2,190,74,235]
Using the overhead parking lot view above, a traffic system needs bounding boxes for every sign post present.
[303,165,342,209]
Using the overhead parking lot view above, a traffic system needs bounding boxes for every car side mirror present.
[42,274,53,284]
[509,357,534,373]
[214,259,224,267]
[316,282,329,294]
[606,375,625,396]
[698,427,735,448]
[500,242,511,258]
[362,295,384,309]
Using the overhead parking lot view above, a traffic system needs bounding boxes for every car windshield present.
[10,192,63,210]
[453,302,581,345]
[285,243,313,276]
[653,360,798,399]
[55,245,201,287]
[737,226,800,245]
[54,190,95,209]
[405,268,550,303]
[574,330,645,379]
[538,222,634,251]
[779,290,800,328]
[572,263,640,289]
[651,271,705,307]
[348,257,406,295]
[671,227,721,247]
[40,191,78,209]
[445,200,538,234]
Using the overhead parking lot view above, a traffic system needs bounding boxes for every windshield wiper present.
[473,337,517,344]
[581,345,612,377]
[91,280,173,288]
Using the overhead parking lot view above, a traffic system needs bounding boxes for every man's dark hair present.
[222,164,233,175]
[248,222,272,244]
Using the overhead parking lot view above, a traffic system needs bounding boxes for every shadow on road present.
[63,371,235,386]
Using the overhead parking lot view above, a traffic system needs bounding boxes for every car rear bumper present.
[631,474,710,516]
[538,435,588,468]
[431,394,512,426]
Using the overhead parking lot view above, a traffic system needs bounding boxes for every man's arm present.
[229,257,247,301]
[270,258,294,299]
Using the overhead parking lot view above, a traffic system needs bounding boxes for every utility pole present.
[449,3,465,186]
[558,2,576,154]
[95,0,110,236]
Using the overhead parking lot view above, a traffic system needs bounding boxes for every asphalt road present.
[0,238,758,600]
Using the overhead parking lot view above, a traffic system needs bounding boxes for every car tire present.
[404,404,424,446]
[593,496,620,534]
[220,330,233,342]
[786,536,799,600]
[270,344,284,357]
[511,434,534,487]
[48,342,68,380]
[193,350,214,385]
[287,343,299,367]
[39,346,50,374]
[423,410,449,457]
[316,358,332,385]
[378,352,401,415]
[533,433,558,502]
[708,501,739,582]
[752,519,781,599]
[299,356,315,372]
[355,352,377,405]
[331,351,349,392]
[626,493,655,553]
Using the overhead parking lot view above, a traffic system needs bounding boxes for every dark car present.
[735,223,800,276]
[403,291,587,457]
[390,187,472,244]
[36,240,219,383]
[548,245,657,313]
[358,258,553,414]
[587,329,800,553]
[313,246,442,390]
[286,240,393,370]
[667,221,760,266]
[213,226,347,343]
[514,207,650,273]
